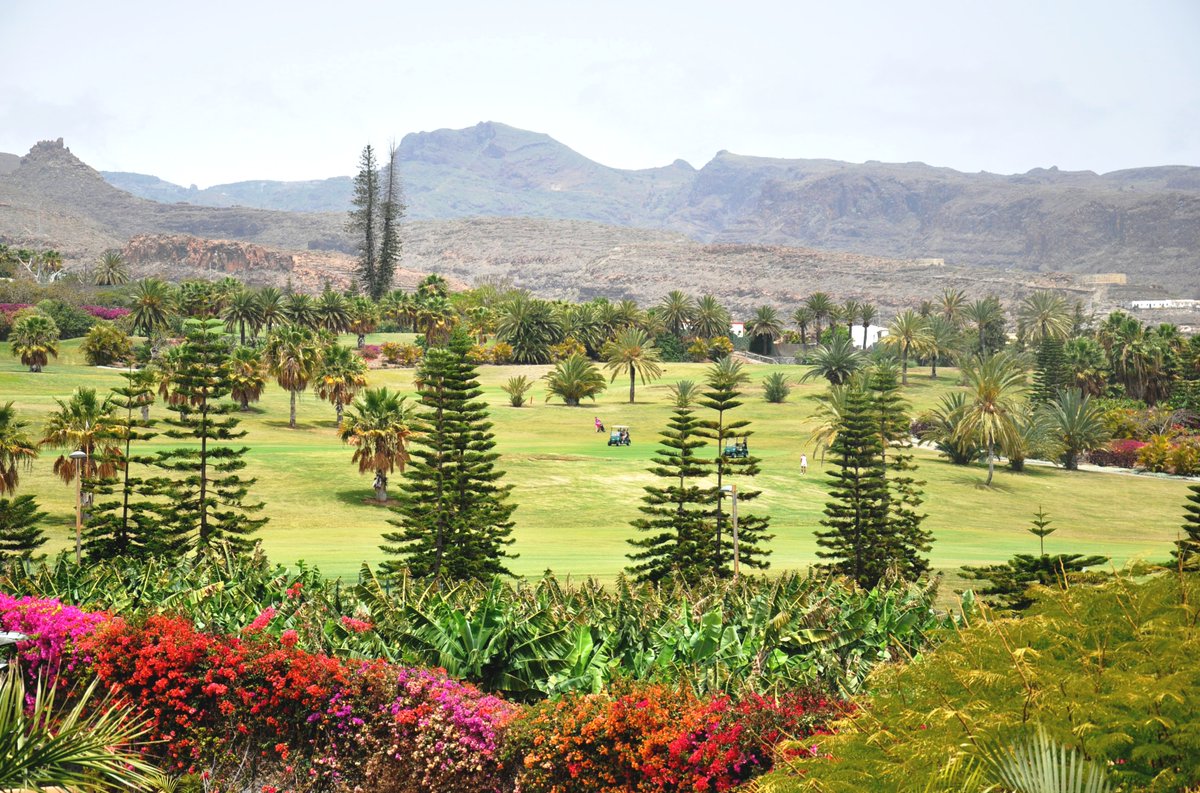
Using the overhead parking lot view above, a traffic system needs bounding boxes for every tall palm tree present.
[381,290,416,332]
[40,387,120,492]
[939,288,967,326]
[881,310,932,385]
[658,290,696,338]
[9,314,60,372]
[744,305,784,356]
[315,343,369,427]
[841,300,861,338]
[801,336,867,385]
[265,325,321,428]
[339,387,415,503]
[918,300,936,318]
[315,288,352,334]
[1017,290,1072,344]
[283,292,319,329]
[1045,389,1109,470]
[611,299,643,331]
[415,294,456,346]
[222,289,262,346]
[858,303,878,348]
[805,292,835,342]
[692,294,731,339]
[791,306,814,352]
[0,402,37,495]
[94,250,129,286]
[256,286,284,335]
[602,327,664,403]
[416,273,450,299]
[957,351,1027,485]
[925,315,962,378]
[347,296,379,348]
[128,278,174,339]
[963,296,1006,359]
[227,346,267,411]
[557,303,605,354]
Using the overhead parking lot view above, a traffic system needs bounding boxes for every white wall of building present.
[853,324,888,349]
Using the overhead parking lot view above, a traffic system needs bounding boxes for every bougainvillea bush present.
[1,594,841,793]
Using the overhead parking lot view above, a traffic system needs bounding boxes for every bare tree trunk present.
[373,470,387,502]
[290,390,297,428]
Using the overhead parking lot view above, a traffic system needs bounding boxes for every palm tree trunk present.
[901,345,909,385]
[373,470,387,502]
[336,399,344,428]
[629,363,636,403]
[357,333,366,348]
[290,390,297,428]
[141,404,150,421]
[931,355,938,379]
[986,442,995,485]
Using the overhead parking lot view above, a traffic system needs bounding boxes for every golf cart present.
[723,436,749,458]
[608,425,632,447]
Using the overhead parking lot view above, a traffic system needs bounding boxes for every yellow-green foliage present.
[755,572,1200,793]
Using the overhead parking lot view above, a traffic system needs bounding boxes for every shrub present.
[1168,436,1200,476]
[1088,438,1146,467]
[708,336,734,360]
[34,298,95,339]
[81,305,131,321]
[490,341,514,365]
[549,337,586,362]
[763,371,792,403]
[359,343,382,361]
[467,343,492,363]
[1137,434,1174,472]
[687,338,711,362]
[381,342,423,366]
[80,321,134,366]
[501,375,534,407]
[0,593,104,685]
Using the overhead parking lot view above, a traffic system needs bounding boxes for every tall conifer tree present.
[85,365,162,559]
[348,144,379,298]
[697,358,772,576]
[0,495,47,561]
[627,389,711,584]
[382,329,516,580]
[1032,336,1069,404]
[1175,483,1200,571]
[816,386,891,588]
[155,319,266,553]
[377,142,405,300]
[869,363,932,579]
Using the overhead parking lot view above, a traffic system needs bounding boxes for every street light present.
[69,449,87,564]
[720,484,739,579]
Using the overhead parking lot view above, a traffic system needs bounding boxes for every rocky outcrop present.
[122,234,296,282]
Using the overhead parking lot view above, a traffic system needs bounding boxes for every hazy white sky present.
[2,0,1197,187]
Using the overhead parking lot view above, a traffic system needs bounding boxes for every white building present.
[1130,299,1200,310]
[852,324,888,349]
[728,321,745,338]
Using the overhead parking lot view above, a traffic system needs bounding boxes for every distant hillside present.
[0,137,1106,315]
[87,121,1200,296]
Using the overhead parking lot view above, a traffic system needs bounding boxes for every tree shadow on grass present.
[946,472,1016,493]
[261,419,329,433]
[334,488,400,509]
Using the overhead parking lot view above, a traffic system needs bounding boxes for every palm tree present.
[658,290,696,338]
[543,353,607,406]
[265,325,321,428]
[801,336,868,385]
[858,303,878,349]
[222,289,262,346]
[881,310,932,385]
[256,286,284,335]
[0,402,37,495]
[963,297,1006,359]
[347,296,379,348]
[925,315,961,378]
[692,294,731,339]
[1000,403,1055,472]
[381,290,416,332]
[841,300,861,337]
[602,327,663,403]
[315,343,369,427]
[9,314,60,372]
[500,375,535,407]
[315,288,352,335]
[805,292,835,342]
[957,351,1028,485]
[744,305,785,356]
[1017,290,1072,344]
[94,249,129,286]
[227,346,267,411]
[939,288,967,325]
[919,392,980,465]
[283,292,319,329]
[557,303,605,354]
[809,383,854,461]
[497,293,563,364]
[792,306,814,353]
[128,278,174,339]
[40,387,120,491]
[415,294,456,346]
[416,273,450,299]
[1045,389,1109,470]
[340,387,415,502]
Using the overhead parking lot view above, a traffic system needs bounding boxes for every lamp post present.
[720,483,739,579]
[69,449,87,564]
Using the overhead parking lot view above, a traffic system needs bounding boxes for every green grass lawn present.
[2,336,1192,582]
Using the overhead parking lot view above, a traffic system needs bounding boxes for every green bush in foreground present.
[756,571,1200,793]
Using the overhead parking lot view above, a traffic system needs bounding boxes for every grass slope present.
[2,337,1190,581]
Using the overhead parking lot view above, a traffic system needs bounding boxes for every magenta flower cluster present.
[81,305,131,320]
[0,593,106,683]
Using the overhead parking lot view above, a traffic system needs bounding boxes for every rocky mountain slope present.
[0,138,1104,316]
[92,122,1200,295]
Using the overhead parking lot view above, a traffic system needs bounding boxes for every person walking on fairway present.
[800,453,808,475]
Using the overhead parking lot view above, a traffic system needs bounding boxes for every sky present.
[1,0,1197,187]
